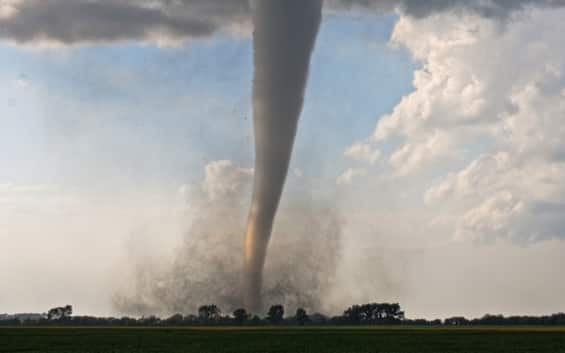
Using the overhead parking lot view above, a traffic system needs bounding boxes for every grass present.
[1,326,565,353]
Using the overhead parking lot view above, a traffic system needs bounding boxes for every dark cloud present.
[0,0,250,44]
[1,0,564,45]
[328,0,565,18]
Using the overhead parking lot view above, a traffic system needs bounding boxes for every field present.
[2,326,565,353]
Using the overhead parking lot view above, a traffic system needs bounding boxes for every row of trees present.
[1,303,403,326]
[2,303,565,326]
[341,303,405,324]
[441,313,565,326]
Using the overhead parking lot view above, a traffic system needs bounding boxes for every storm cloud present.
[327,0,565,18]
[0,0,251,45]
[1,0,564,45]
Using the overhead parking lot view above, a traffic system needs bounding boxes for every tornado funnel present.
[243,0,323,313]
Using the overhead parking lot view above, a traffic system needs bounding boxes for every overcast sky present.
[1,1,565,319]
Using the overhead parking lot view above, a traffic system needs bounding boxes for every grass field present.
[1,326,565,353]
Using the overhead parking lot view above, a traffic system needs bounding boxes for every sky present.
[1,1,565,319]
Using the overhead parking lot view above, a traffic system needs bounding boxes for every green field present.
[1,326,565,353]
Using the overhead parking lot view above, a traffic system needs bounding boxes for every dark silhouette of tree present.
[47,305,72,321]
[343,303,404,324]
[198,305,220,322]
[232,308,248,325]
[343,304,363,324]
[445,316,468,326]
[267,305,284,324]
[295,308,309,325]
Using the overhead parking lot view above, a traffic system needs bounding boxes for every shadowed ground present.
[1,326,565,353]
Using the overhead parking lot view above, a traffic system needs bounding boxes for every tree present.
[267,305,284,324]
[47,305,72,321]
[343,303,405,324]
[445,316,468,326]
[295,308,309,325]
[233,308,248,325]
[198,305,220,322]
[343,304,363,324]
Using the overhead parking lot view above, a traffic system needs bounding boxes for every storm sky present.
[1,0,565,318]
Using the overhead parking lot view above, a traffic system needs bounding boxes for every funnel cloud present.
[243,0,323,313]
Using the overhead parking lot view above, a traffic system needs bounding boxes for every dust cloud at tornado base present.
[112,165,348,316]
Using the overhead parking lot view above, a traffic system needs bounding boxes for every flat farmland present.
[1,326,565,353]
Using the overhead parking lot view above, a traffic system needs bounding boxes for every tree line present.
[2,303,565,326]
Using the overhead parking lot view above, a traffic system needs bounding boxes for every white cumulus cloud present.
[346,6,565,244]
[344,141,380,164]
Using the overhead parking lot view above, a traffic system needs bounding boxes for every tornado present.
[243,0,323,313]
